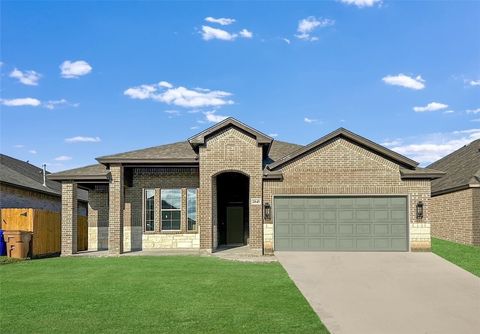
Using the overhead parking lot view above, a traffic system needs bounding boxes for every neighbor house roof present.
[267,127,419,170]
[427,139,480,196]
[0,154,88,201]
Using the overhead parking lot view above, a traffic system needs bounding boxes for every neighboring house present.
[0,154,88,215]
[49,118,443,256]
[428,139,480,245]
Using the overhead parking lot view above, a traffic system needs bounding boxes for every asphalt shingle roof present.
[0,154,88,201]
[427,139,480,194]
[97,141,197,161]
[50,140,303,178]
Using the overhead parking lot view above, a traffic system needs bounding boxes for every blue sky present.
[1,0,479,171]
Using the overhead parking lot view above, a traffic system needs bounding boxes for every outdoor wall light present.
[416,201,424,220]
[264,202,271,220]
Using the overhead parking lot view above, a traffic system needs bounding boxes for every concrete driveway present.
[276,252,480,334]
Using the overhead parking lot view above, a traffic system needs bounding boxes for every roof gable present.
[188,117,273,150]
[267,127,418,171]
[427,139,480,195]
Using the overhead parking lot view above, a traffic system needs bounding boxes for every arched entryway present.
[216,172,249,246]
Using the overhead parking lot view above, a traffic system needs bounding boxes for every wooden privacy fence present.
[0,208,88,257]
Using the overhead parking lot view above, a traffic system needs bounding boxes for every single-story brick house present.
[0,153,88,214]
[49,118,444,255]
[428,139,480,245]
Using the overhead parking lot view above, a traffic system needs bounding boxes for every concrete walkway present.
[276,252,480,334]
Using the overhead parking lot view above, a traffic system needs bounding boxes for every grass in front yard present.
[0,256,328,334]
[432,238,480,277]
[0,256,24,265]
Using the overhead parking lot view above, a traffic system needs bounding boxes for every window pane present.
[187,189,197,231]
[145,189,155,231]
[161,189,181,210]
[161,210,181,230]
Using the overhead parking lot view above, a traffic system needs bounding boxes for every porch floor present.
[72,245,277,263]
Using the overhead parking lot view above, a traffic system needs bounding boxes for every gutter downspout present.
[42,164,47,187]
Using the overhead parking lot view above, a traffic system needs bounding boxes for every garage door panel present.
[338,224,354,235]
[307,224,322,235]
[323,224,337,234]
[291,224,306,235]
[323,210,336,221]
[274,196,407,251]
[356,224,371,234]
[338,210,354,221]
[276,224,290,235]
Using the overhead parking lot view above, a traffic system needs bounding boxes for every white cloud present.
[9,68,41,86]
[13,144,25,148]
[44,99,79,110]
[204,111,228,123]
[389,129,480,165]
[54,155,72,161]
[1,97,41,107]
[469,80,480,86]
[381,139,402,147]
[466,108,480,114]
[382,74,425,90]
[340,0,382,8]
[472,118,480,122]
[60,60,92,78]
[295,16,334,41]
[304,117,317,123]
[413,102,448,112]
[205,17,236,26]
[201,26,237,41]
[65,136,101,143]
[159,81,173,88]
[190,126,199,130]
[28,150,37,154]
[283,38,291,44]
[443,110,455,114]
[124,82,234,108]
[239,29,253,38]
[269,133,279,138]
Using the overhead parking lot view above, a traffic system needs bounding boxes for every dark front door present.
[226,206,244,244]
[216,172,249,246]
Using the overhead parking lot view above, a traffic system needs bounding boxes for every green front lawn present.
[432,237,480,277]
[0,256,328,334]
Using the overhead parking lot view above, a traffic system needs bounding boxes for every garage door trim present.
[272,194,410,252]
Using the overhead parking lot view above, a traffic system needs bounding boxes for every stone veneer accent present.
[262,138,432,253]
[61,182,78,255]
[142,233,200,249]
[198,128,264,251]
[430,188,480,245]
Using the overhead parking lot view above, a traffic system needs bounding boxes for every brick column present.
[61,181,78,256]
[108,164,124,255]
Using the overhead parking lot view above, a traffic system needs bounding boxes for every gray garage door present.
[274,196,408,251]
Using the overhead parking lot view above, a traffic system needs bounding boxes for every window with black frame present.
[187,189,197,231]
[161,189,181,230]
[144,189,155,232]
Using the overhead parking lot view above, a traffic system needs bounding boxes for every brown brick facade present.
[430,188,480,245]
[108,164,124,255]
[263,138,432,253]
[59,126,435,255]
[198,128,263,251]
[61,181,78,255]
